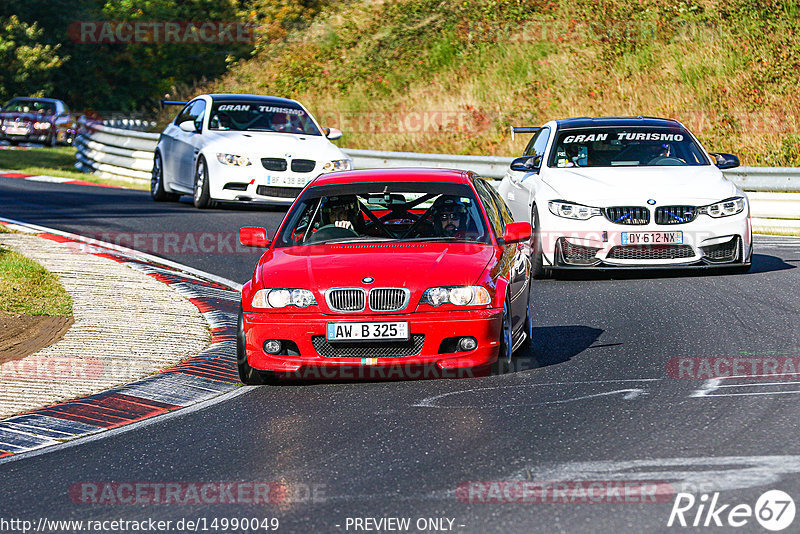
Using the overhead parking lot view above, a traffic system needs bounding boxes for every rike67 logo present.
[668,490,795,531]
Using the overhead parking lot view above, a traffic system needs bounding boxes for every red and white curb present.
[0,218,243,460]
[0,170,126,189]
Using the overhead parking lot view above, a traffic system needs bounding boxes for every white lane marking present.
[22,175,72,184]
[701,390,800,397]
[0,216,243,291]
[717,380,800,388]
[413,378,660,408]
[692,378,723,397]
[692,374,800,398]
[265,455,800,504]
[511,456,800,494]
[0,386,256,465]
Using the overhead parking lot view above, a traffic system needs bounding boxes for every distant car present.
[0,97,75,147]
[236,168,533,384]
[497,116,752,277]
[151,93,353,208]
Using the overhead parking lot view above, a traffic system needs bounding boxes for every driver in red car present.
[321,195,364,233]
[433,196,469,238]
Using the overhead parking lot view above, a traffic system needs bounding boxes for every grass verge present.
[0,146,148,190]
[0,242,73,317]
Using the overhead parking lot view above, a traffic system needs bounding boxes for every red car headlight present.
[252,288,317,309]
[420,286,491,307]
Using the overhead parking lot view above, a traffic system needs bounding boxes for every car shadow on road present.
[549,253,794,281]
[178,198,288,212]
[747,253,796,274]
[511,325,604,373]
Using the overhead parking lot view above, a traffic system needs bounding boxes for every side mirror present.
[709,152,740,170]
[510,155,540,173]
[500,222,531,245]
[326,127,343,140]
[179,120,199,133]
[239,227,270,248]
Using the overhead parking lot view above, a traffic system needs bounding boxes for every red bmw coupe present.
[237,168,532,383]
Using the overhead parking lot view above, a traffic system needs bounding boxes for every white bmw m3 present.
[497,117,752,277]
[151,93,352,208]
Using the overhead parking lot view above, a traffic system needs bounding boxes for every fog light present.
[263,340,282,355]
[458,337,478,351]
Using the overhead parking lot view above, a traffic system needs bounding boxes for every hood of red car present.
[256,242,495,295]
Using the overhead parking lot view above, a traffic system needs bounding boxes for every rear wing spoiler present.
[160,100,188,108]
[510,126,541,141]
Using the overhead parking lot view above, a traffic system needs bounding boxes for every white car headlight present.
[33,122,52,130]
[216,153,251,166]
[421,286,491,307]
[322,159,352,172]
[252,289,317,309]
[698,197,746,218]
[548,200,602,220]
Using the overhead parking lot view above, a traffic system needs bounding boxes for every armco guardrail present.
[74,118,158,181]
[343,148,515,180]
[75,118,799,234]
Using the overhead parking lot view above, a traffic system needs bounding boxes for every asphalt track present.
[1,177,800,533]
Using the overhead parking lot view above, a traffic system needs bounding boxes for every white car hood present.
[542,166,738,205]
[203,130,347,159]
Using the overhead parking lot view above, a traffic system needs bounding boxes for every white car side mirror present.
[179,120,198,133]
[326,127,343,140]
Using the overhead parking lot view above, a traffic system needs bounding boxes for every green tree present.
[0,15,64,100]
[2,0,253,111]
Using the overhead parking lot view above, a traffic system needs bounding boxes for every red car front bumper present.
[244,308,503,379]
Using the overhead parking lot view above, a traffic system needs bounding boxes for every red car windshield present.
[275,182,490,247]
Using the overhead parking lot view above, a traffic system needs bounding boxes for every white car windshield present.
[208,101,321,135]
[548,127,710,168]
[3,99,56,114]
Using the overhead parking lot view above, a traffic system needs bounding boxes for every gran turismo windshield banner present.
[549,127,710,168]
[208,101,320,135]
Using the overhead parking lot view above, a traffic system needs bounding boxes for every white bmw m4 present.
[152,93,352,208]
[497,117,752,277]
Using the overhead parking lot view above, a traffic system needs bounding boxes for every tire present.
[151,153,180,202]
[193,156,215,209]
[491,299,513,375]
[519,289,533,350]
[46,132,56,148]
[531,207,548,279]
[237,307,267,385]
